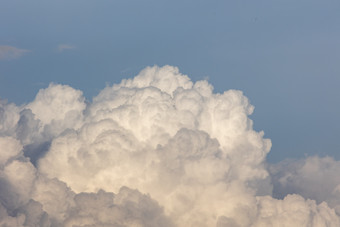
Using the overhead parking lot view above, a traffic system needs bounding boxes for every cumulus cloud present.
[270,156,340,215]
[63,187,173,227]
[57,44,75,52]
[0,45,30,60]
[0,65,339,226]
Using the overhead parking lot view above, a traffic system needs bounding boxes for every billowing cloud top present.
[0,65,339,226]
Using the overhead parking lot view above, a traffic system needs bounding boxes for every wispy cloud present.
[0,45,30,60]
[57,44,76,52]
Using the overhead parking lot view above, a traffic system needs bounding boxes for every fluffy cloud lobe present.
[0,65,339,226]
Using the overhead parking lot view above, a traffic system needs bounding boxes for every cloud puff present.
[63,187,173,227]
[270,156,340,215]
[0,45,30,60]
[253,194,340,227]
[0,65,339,226]
[57,44,75,52]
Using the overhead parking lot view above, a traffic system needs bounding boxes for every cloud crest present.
[0,65,339,226]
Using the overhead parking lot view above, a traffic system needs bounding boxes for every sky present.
[1,0,340,162]
[1,1,340,225]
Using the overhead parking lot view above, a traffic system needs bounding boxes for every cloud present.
[0,65,339,226]
[0,45,30,60]
[57,44,75,52]
[270,156,340,214]
[63,187,174,227]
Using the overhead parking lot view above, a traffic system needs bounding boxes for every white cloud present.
[0,45,30,60]
[0,65,339,226]
[57,44,75,52]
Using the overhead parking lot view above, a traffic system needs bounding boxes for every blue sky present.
[1,0,339,162]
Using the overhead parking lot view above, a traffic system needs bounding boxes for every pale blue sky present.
[1,0,339,162]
